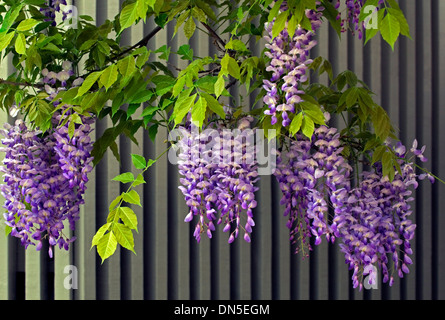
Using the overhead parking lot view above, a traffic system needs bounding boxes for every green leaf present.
[109,195,123,211]
[137,0,149,22]
[123,189,142,207]
[131,154,146,169]
[372,145,386,164]
[68,119,76,139]
[200,92,225,118]
[320,0,341,36]
[301,116,315,140]
[381,150,393,178]
[97,231,117,262]
[172,76,186,97]
[118,55,136,78]
[174,93,197,125]
[301,102,326,125]
[380,11,400,50]
[119,2,139,32]
[177,44,194,60]
[141,106,159,117]
[225,39,247,52]
[112,172,135,184]
[387,7,411,39]
[128,90,153,104]
[184,17,196,40]
[214,75,225,98]
[287,14,298,39]
[146,0,157,9]
[195,0,217,21]
[76,71,103,97]
[289,112,303,136]
[0,32,15,53]
[133,173,146,187]
[191,6,207,23]
[372,105,392,141]
[346,87,359,108]
[100,64,119,91]
[268,0,283,22]
[112,222,136,253]
[148,123,158,142]
[118,207,138,231]
[191,96,207,128]
[91,223,112,248]
[16,18,39,32]
[14,33,26,55]
[221,55,240,79]
[0,4,24,33]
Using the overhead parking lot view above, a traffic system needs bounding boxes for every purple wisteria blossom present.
[274,126,352,256]
[177,116,260,243]
[0,63,94,257]
[333,140,433,290]
[263,1,323,127]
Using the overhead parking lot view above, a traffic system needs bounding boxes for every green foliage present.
[91,153,155,262]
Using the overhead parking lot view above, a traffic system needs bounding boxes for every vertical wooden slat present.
[124,20,145,301]
[71,0,98,301]
[435,0,445,300]
[416,0,433,300]
[54,233,71,300]
[0,57,11,300]
[398,0,417,300]
[24,250,42,300]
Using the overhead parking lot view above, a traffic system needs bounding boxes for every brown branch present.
[225,78,238,90]
[201,22,227,52]
[0,79,45,89]
[114,26,163,59]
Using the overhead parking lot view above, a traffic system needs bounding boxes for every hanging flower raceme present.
[263,1,323,127]
[177,115,260,243]
[0,63,94,258]
[274,125,352,257]
[333,140,433,290]
[214,117,259,244]
[177,121,219,243]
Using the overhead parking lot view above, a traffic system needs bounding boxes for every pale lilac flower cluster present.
[0,63,93,258]
[40,0,72,26]
[178,123,219,243]
[177,117,259,243]
[0,117,93,257]
[335,0,384,39]
[263,1,323,127]
[273,126,352,257]
[333,140,433,290]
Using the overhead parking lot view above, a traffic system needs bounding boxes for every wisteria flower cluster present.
[274,132,434,288]
[263,2,323,127]
[0,64,93,258]
[40,0,73,26]
[332,140,433,289]
[274,125,352,257]
[177,116,259,243]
